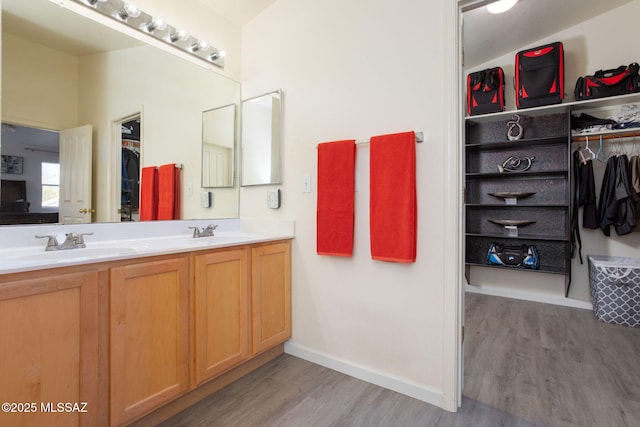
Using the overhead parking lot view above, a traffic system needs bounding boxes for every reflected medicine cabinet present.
[240,90,282,186]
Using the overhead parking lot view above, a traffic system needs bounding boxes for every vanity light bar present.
[73,0,226,68]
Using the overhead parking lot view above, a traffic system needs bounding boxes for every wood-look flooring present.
[161,293,640,427]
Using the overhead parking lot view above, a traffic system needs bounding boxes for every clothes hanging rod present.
[572,130,640,143]
[356,131,424,146]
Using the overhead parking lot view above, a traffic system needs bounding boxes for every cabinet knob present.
[79,208,96,214]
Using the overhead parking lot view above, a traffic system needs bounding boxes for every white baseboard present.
[464,284,593,310]
[284,342,445,410]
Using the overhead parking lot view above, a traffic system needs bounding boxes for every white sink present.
[15,247,138,262]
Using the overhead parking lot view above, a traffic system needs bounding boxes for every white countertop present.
[0,219,294,275]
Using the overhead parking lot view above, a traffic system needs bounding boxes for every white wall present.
[465,0,640,304]
[241,0,456,408]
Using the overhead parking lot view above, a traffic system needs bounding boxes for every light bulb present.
[487,0,518,14]
[190,40,208,53]
[209,50,226,61]
[114,2,141,21]
[168,29,189,43]
[142,17,167,33]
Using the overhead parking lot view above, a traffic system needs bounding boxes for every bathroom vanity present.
[0,220,293,427]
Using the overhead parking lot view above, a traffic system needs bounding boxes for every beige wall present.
[78,45,240,222]
[466,0,640,303]
[2,33,79,130]
[241,0,455,407]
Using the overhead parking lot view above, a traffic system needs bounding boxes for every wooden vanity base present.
[129,344,284,427]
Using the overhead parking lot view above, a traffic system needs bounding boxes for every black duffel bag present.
[466,67,505,116]
[486,243,540,270]
[575,63,640,101]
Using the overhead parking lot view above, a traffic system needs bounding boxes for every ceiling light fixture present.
[71,0,226,68]
[84,0,108,6]
[487,0,518,14]
[209,50,226,61]
[114,2,141,21]
[168,29,189,44]
[190,40,208,53]
[141,17,167,33]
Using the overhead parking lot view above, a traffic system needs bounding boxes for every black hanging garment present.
[579,158,599,229]
[571,151,599,263]
[598,156,618,236]
[631,155,640,232]
[614,155,638,236]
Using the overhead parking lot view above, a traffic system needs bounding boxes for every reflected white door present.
[59,125,92,224]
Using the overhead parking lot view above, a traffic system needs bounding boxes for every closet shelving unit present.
[465,110,573,295]
[464,92,640,297]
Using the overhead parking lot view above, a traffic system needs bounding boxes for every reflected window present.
[41,162,60,207]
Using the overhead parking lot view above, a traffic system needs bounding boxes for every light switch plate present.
[267,189,281,209]
[200,191,211,208]
[302,175,311,193]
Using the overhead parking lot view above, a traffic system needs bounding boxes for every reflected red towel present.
[139,166,157,221]
[317,139,356,256]
[370,131,416,263]
[158,164,180,220]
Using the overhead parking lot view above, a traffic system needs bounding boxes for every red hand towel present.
[370,131,417,263]
[173,166,181,219]
[158,164,178,220]
[317,139,356,256]
[139,166,158,221]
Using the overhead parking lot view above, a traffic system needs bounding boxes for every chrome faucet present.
[35,232,94,251]
[189,224,218,238]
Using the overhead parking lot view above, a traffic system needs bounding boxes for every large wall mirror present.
[241,90,282,186]
[1,0,240,225]
[202,104,236,188]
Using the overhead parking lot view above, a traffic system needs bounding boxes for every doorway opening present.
[1,122,60,224]
[119,115,141,222]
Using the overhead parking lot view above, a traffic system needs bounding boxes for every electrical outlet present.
[200,191,212,208]
[267,189,281,209]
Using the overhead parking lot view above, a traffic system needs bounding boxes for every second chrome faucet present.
[189,224,218,238]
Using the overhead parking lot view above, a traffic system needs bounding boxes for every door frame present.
[110,111,143,222]
[441,0,465,412]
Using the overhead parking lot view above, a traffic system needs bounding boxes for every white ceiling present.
[197,0,278,26]
[464,0,635,69]
[4,0,635,68]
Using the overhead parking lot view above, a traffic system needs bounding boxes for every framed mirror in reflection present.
[0,0,240,226]
[202,104,236,188]
[241,90,282,186]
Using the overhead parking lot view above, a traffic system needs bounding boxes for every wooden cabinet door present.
[193,248,250,385]
[0,271,99,427]
[251,242,292,354]
[110,257,189,426]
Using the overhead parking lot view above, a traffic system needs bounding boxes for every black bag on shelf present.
[574,63,640,101]
[466,67,505,116]
[515,42,564,109]
[486,243,540,269]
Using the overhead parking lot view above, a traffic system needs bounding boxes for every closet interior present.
[462,0,640,305]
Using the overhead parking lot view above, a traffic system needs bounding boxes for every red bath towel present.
[139,166,158,221]
[158,164,180,220]
[370,131,417,263]
[317,139,356,256]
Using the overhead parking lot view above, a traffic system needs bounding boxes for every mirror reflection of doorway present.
[120,116,141,222]
[0,122,60,224]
